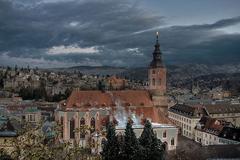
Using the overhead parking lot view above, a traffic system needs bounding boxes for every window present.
[80,117,85,126]
[152,78,155,86]
[171,138,175,146]
[70,118,75,139]
[90,117,95,133]
[28,114,35,122]
[152,70,155,74]
[163,130,167,138]
[80,117,85,138]
[60,117,64,138]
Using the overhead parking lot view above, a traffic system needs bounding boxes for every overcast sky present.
[0,0,240,68]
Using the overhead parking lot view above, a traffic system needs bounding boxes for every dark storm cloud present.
[0,0,165,67]
[0,0,240,67]
[171,16,240,30]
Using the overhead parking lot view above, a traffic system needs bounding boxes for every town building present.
[0,116,17,153]
[195,116,240,146]
[106,76,127,90]
[203,104,240,127]
[168,104,207,139]
[23,107,42,123]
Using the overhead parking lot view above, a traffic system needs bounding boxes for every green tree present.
[101,123,120,160]
[139,120,164,160]
[0,149,12,160]
[122,122,141,160]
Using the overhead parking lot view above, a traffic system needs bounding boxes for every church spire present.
[150,32,164,68]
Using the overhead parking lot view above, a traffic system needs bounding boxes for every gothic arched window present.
[70,118,75,139]
[163,130,167,138]
[80,117,85,138]
[90,117,95,133]
[80,117,85,126]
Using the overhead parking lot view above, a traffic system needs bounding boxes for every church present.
[55,33,178,151]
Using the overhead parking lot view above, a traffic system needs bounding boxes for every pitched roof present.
[65,90,153,108]
[196,116,225,135]
[219,127,240,142]
[112,90,153,107]
[66,90,113,108]
[204,104,240,114]
[196,116,240,142]
[169,104,206,118]
[136,107,172,124]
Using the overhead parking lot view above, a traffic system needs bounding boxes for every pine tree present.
[139,120,164,160]
[101,123,120,160]
[122,122,140,160]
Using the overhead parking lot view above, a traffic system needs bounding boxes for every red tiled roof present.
[66,90,153,108]
[197,116,228,135]
[66,90,113,108]
[111,90,153,106]
[135,107,161,123]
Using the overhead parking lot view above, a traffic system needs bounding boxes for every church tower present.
[148,32,167,106]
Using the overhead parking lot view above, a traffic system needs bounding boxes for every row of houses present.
[168,103,240,146]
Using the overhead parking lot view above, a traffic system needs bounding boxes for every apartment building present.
[168,104,207,139]
[195,116,240,146]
